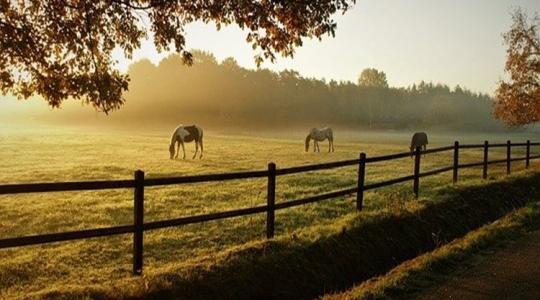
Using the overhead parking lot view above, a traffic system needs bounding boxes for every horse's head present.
[305,134,311,152]
[169,144,175,159]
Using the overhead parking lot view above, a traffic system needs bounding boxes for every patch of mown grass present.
[325,200,540,300]
[19,171,540,300]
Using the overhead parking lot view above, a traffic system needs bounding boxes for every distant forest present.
[46,50,507,131]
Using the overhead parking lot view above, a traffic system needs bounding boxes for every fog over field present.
[1,0,539,298]
[2,50,535,134]
[0,52,537,300]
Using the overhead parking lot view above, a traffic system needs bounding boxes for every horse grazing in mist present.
[305,127,335,152]
[410,132,428,156]
[169,125,204,159]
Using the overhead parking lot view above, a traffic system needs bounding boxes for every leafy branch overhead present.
[0,0,355,113]
[494,8,540,126]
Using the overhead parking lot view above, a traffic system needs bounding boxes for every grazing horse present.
[305,127,334,152]
[169,124,204,159]
[410,132,428,156]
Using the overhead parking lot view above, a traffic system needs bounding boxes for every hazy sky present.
[113,0,539,95]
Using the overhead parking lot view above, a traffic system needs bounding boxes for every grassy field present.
[0,124,539,298]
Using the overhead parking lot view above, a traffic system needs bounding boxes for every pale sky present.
[113,0,539,95]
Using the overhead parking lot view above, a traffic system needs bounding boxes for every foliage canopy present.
[0,0,355,113]
[495,9,540,126]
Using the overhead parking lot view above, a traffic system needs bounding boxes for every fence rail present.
[0,180,135,195]
[0,139,538,274]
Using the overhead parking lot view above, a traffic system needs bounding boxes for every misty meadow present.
[0,0,539,299]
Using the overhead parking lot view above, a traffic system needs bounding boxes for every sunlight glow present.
[112,0,539,95]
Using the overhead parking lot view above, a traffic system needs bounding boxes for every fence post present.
[453,141,459,184]
[266,162,276,239]
[507,140,511,175]
[413,146,421,199]
[357,153,366,211]
[483,140,488,179]
[526,140,530,169]
[133,170,144,275]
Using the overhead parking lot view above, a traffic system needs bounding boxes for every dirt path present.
[419,229,540,300]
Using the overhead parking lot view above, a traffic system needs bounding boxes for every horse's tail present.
[305,134,311,152]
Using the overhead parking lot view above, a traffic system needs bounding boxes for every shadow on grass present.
[39,173,540,300]
[139,173,540,300]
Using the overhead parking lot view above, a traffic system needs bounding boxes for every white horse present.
[410,132,428,156]
[305,127,334,152]
[169,124,204,159]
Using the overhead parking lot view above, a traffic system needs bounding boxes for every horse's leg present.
[328,140,331,152]
[199,139,204,159]
[193,141,198,159]
[175,141,180,159]
[181,141,186,159]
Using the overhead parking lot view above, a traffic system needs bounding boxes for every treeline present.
[45,50,505,131]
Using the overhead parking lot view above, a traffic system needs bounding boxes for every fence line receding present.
[0,140,539,274]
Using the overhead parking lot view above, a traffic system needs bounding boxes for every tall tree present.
[357,68,388,88]
[494,8,540,126]
[0,0,355,113]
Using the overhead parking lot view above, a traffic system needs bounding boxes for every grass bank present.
[325,201,540,300]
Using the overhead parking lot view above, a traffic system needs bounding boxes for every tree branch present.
[109,0,166,10]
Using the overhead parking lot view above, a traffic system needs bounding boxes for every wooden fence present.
[0,140,539,275]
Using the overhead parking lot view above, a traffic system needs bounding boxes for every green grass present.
[0,125,538,298]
